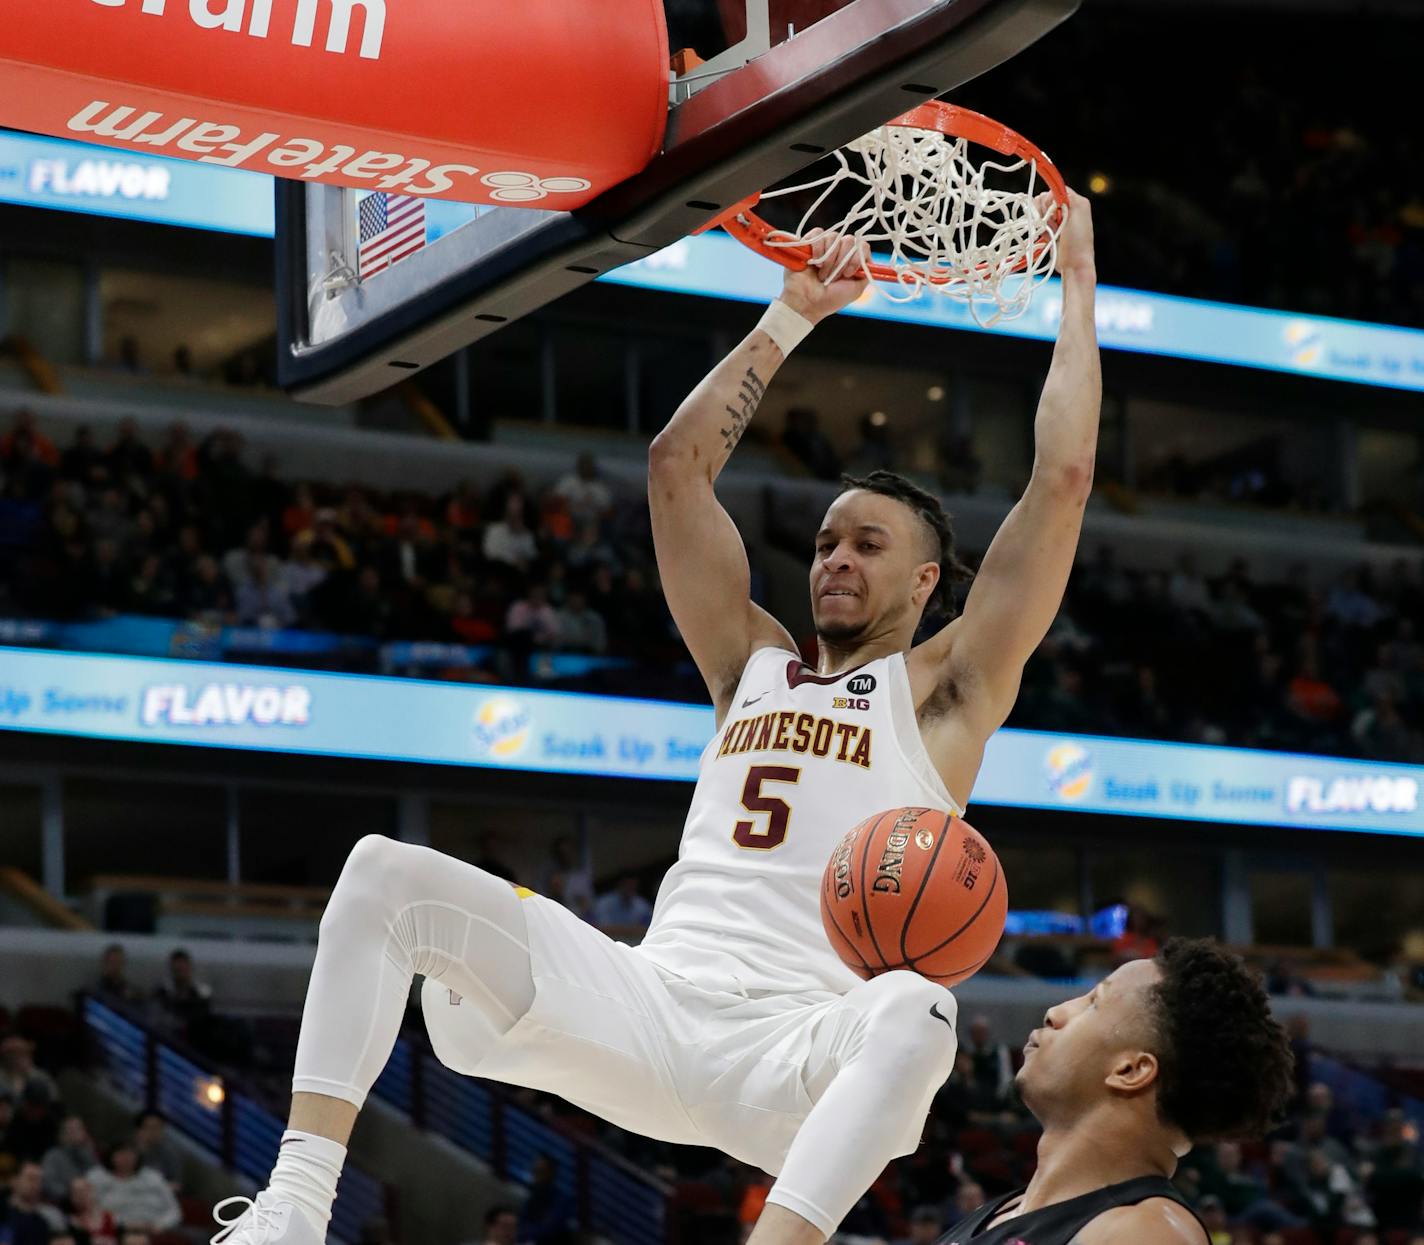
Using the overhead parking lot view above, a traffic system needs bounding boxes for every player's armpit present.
[1073,1200,1210,1245]
[930,461,1090,739]
[647,457,795,719]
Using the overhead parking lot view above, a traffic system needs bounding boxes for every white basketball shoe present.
[211,1191,326,1245]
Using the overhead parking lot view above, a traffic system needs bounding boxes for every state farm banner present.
[0,0,669,206]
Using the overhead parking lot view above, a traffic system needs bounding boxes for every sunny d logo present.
[472,696,531,760]
[1283,320,1323,368]
[1045,742,1093,802]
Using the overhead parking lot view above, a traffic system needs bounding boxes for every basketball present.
[821,808,1007,987]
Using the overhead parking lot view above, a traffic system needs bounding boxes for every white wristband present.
[757,299,815,357]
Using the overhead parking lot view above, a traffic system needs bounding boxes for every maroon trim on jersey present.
[785,658,874,689]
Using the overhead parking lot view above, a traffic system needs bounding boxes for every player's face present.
[810,491,934,644]
[1016,958,1163,1117]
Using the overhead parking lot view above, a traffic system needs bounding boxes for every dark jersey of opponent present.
[939,1175,1205,1245]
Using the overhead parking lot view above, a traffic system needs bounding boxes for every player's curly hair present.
[1148,938,1295,1142]
[839,470,975,619]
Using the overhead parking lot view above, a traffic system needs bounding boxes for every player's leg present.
[755,971,960,1243]
[218,835,537,1245]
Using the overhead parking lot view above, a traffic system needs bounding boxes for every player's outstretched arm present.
[925,190,1101,740]
[649,235,868,719]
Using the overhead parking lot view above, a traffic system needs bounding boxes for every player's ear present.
[913,561,940,609]
[1106,1050,1159,1095]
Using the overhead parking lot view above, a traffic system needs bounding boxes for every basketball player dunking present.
[938,939,1295,1245]
[214,192,1100,1245]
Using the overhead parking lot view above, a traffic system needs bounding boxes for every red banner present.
[0,1,669,206]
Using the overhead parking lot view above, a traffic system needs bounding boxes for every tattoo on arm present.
[720,368,767,452]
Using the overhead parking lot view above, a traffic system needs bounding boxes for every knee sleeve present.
[294,836,535,1107]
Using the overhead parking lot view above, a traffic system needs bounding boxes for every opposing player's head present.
[1017,938,1294,1151]
[811,470,972,647]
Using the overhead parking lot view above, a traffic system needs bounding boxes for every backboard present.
[276,0,1079,404]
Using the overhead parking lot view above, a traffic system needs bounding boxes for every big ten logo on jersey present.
[872,807,930,894]
[831,696,869,711]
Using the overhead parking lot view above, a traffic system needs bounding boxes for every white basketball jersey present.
[638,646,964,996]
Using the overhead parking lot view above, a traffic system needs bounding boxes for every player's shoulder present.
[1074,1197,1209,1245]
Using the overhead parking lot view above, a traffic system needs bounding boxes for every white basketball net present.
[755,123,1062,325]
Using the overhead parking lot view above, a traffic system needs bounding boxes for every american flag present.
[358,192,426,279]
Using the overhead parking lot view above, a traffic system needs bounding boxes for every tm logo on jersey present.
[718,710,872,769]
[846,674,877,696]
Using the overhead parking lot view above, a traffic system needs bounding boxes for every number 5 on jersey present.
[733,766,802,850]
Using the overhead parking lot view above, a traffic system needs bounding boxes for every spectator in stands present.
[890,1205,944,1245]
[1283,1106,1355,1181]
[476,1206,516,1245]
[177,555,233,625]
[780,407,841,481]
[963,1016,1015,1111]
[152,950,212,1039]
[2,1161,71,1245]
[0,1094,18,1178]
[1326,568,1386,630]
[86,1145,179,1237]
[106,421,152,485]
[552,454,613,527]
[1110,905,1163,964]
[40,1119,98,1203]
[1284,1145,1354,1239]
[950,1181,986,1223]
[1195,1140,1301,1232]
[294,513,355,574]
[66,1175,130,1245]
[1167,553,1212,618]
[60,428,108,492]
[540,838,594,921]
[1286,649,1343,728]
[1364,1109,1424,1232]
[482,495,538,572]
[283,542,328,616]
[233,554,296,630]
[1,413,58,469]
[448,591,498,645]
[444,481,481,533]
[131,1115,181,1194]
[380,513,442,593]
[591,875,652,933]
[563,523,618,578]
[538,496,575,552]
[126,555,175,618]
[516,1155,575,1245]
[553,590,607,655]
[505,583,559,657]
[154,422,197,485]
[0,1041,58,1111]
[85,490,132,550]
[222,523,279,595]
[343,566,393,640]
[1196,1195,1231,1245]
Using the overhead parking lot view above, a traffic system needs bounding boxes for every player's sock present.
[267,1131,346,1228]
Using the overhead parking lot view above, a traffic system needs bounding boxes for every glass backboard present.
[277,0,1080,403]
